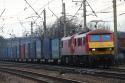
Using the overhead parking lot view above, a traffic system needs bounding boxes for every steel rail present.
[0,61,125,80]
[0,66,84,83]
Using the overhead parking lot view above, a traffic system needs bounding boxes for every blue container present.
[51,39,60,59]
[42,38,52,59]
[0,49,2,58]
[25,43,28,59]
[30,41,36,59]
[8,47,12,59]
[5,48,8,58]
[28,41,36,59]
[1,48,3,59]
[1,48,4,58]
[36,39,42,59]
[27,43,31,58]
[11,46,18,59]
[16,45,20,58]
[2,48,7,59]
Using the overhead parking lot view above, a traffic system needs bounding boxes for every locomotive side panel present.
[61,37,71,56]
[74,34,87,55]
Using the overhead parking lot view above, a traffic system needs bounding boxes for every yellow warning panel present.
[88,42,114,48]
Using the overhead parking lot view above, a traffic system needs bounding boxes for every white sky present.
[0,0,125,38]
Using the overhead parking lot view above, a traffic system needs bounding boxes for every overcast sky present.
[0,0,125,38]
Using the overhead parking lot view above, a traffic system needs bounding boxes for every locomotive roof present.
[87,29,113,35]
[74,33,86,38]
[61,29,113,41]
[61,36,71,40]
[61,33,86,41]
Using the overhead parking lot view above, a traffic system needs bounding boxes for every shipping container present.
[25,43,28,59]
[0,49,2,59]
[27,41,36,59]
[2,48,8,59]
[15,46,18,58]
[20,44,25,59]
[51,39,60,59]
[1,48,5,59]
[5,48,9,59]
[17,45,20,58]
[43,38,52,59]
[29,41,36,59]
[12,47,15,58]
[0,48,3,59]
[8,47,12,59]
[24,37,31,59]
[36,39,42,59]
[27,43,31,58]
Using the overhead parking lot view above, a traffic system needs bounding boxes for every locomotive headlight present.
[92,48,96,51]
[109,48,112,50]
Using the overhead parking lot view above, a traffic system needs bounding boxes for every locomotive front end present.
[87,29,115,66]
[88,34,114,55]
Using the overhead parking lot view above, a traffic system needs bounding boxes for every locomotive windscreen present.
[90,34,111,42]
[90,35,100,42]
[102,35,111,41]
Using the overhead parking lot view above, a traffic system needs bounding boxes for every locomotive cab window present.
[90,35,100,42]
[102,35,111,41]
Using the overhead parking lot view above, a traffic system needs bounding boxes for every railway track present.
[0,61,125,81]
[0,66,84,83]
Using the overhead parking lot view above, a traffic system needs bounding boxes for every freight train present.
[0,29,116,67]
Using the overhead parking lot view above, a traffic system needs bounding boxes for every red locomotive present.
[61,29,115,67]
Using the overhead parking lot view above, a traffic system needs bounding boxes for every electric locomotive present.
[61,29,115,66]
